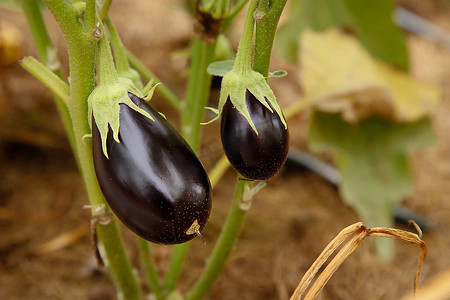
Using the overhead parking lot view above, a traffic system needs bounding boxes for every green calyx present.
[119,67,143,91]
[88,77,151,158]
[88,24,154,159]
[204,0,286,134]
[206,68,287,134]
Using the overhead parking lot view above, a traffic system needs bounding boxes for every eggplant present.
[92,93,211,244]
[220,90,289,180]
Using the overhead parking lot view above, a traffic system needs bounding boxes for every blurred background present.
[0,0,449,299]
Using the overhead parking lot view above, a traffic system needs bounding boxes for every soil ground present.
[0,0,449,299]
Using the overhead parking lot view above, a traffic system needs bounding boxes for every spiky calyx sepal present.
[205,68,287,134]
[88,77,153,158]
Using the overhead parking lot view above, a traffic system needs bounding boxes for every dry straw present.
[290,221,427,300]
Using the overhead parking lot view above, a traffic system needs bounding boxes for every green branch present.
[42,0,81,41]
[84,0,97,35]
[233,0,258,72]
[106,18,143,90]
[20,56,69,103]
[99,0,114,21]
[106,18,129,75]
[40,1,143,299]
[253,0,288,77]
[181,38,216,151]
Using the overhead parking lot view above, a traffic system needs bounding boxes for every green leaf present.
[308,111,435,256]
[340,0,408,70]
[275,0,408,69]
[206,60,235,77]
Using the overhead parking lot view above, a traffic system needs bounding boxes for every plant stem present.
[127,50,181,111]
[96,218,143,299]
[20,56,69,103]
[106,18,129,74]
[233,0,258,72]
[84,0,97,35]
[106,18,143,91]
[181,37,216,152]
[253,0,287,77]
[41,1,142,299]
[163,242,190,293]
[138,238,164,300]
[19,0,76,154]
[185,179,248,300]
[20,0,56,67]
[96,28,119,85]
[99,0,114,21]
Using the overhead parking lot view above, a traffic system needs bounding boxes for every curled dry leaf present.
[290,222,427,300]
[299,29,441,123]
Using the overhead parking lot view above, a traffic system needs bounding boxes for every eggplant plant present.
[18,0,288,299]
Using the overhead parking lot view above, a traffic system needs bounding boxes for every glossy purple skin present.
[92,93,211,244]
[220,90,289,180]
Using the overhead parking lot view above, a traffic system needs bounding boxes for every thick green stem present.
[181,37,216,152]
[233,0,259,72]
[185,179,248,300]
[253,0,287,77]
[41,1,142,299]
[84,0,97,35]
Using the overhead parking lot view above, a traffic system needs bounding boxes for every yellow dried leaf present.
[299,28,441,123]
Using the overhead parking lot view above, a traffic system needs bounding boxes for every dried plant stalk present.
[367,226,427,293]
[290,222,365,299]
[290,222,427,300]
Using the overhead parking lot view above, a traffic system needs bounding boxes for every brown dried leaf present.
[290,222,427,300]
